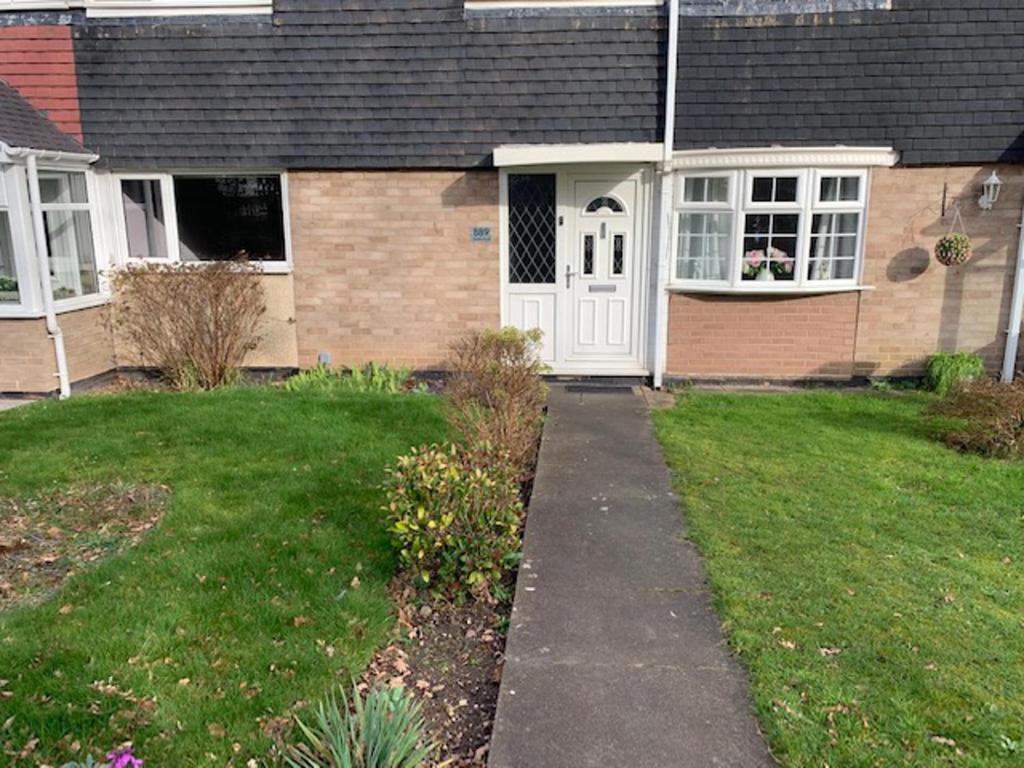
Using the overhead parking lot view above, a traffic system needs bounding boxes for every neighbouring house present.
[1,0,1023,395]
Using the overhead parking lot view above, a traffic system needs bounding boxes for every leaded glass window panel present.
[508,174,556,284]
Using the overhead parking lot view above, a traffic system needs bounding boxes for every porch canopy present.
[493,142,663,167]
[0,79,95,162]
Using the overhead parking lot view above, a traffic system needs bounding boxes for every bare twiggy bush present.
[930,376,1024,458]
[108,261,266,390]
[445,327,547,480]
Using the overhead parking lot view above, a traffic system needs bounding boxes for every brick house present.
[1,0,1023,395]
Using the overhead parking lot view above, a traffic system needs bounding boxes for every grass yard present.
[0,387,446,766]
[653,392,1024,768]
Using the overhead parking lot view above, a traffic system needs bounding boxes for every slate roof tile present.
[0,78,88,154]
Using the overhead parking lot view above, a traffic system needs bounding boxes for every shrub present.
[385,442,523,601]
[286,683,434,768]
[285,362,414,394]
[446,327,547,480]
[930,377,1024,458]
[108,261,266,390]
[925,351,986,395]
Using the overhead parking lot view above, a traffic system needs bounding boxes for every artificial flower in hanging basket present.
[934,232,972,267]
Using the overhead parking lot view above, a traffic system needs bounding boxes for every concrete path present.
[488,385,775,768]
[0,399,31,412]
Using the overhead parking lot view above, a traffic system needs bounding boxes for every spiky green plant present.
[925,351,986,395]
[284,363,413,394]
[286,684,434,768]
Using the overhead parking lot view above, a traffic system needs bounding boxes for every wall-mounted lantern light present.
[978,171,1003,210]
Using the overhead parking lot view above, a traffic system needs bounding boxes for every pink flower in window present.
[744,249,764,268]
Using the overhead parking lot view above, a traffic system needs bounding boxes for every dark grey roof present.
[0,80,89,155]
[73,0,664,170]
[675,0,1024,165]
[68,0,1024,169]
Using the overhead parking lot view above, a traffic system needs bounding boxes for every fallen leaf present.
[58,604,73,615]
[777,639,796,650]
[178,678,190,686]
[292,615,311,627]
[819,647,843,657]
[208,722,226,739]
[931,735,957,747]
[350,576,361,589]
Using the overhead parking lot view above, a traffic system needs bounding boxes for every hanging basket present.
[935,232,972,267]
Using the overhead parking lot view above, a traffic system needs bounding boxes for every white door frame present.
[499,163,654,376]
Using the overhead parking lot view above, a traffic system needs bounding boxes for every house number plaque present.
[471,226,492,242]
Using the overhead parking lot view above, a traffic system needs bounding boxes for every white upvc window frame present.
[670,166,869,294]
[39,167,108,311]
[110,171,293,274]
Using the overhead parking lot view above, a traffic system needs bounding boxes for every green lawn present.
[0,388,446,766]
[653,392,1024,768]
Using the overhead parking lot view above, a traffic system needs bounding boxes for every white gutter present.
[652,0,679,389]
[1001,202,1024,383]
[23,151,71,398]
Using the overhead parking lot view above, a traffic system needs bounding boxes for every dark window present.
[508,174,556,284]
[584,196,625,214]
[174,175,285,262]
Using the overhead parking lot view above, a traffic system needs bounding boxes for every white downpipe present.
[1002,204,1024,383]
[25,153,71,399]
[652,0,679,389]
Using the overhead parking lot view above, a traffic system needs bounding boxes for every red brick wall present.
[0,25,82,141]
[666,293,860,380]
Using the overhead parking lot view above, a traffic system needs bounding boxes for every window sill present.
[668,284,873,297]
[0,294,109,320]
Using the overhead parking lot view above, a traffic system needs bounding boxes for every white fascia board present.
[84,0,271,17]
[467,1,661,9]
[493,142,664,167]
[671,146,900,170]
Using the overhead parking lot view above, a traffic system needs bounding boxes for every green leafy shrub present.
[285,362,413,394]
[286,683,434,768]
[446,327,547,480]
[930,377,1024,458]
[385,442,523,601]
[925,352,986,395]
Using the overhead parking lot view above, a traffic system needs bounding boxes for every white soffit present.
[493,142,664,167]
[671,146,900,170]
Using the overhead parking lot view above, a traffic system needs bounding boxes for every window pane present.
[809,212,860,280]
[121,179,168,260]
[174,176,285,262]
[44,209,98,299]
[743,213,797,281]
[676,212,731,281]
[584,196,625,214]
[612,233,624,275]
[0,212,18,303]
[40,172,88,205]
[582,234,594,276]
[820,176,860,203]
[508,173,556,284]
[753,176,798,203]
[684,176,728,203]
[751,177,773,202]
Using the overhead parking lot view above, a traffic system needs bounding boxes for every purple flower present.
[106,749,143,768]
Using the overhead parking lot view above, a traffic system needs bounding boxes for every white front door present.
[568,177,639,364]
[503,165,650,375]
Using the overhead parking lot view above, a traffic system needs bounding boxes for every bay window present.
[115,173,289,269]
[673,168,867,291]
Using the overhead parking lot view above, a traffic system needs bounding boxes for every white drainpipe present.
[1002,201,1024,383]
[652,0,679,389]
[25,152,71,398]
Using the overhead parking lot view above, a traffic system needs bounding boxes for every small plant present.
[286,683,434,768]
[285,362,413,394]
[0,275,17,292]
[108,261,266,390]
[61,748,143,768]
[385,442,523,601]
[446,327,547,481]
[925,351,986,395]
[934,232,972,267]
[930,377,1024,458]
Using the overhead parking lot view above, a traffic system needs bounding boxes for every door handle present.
[565,264,578,288]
